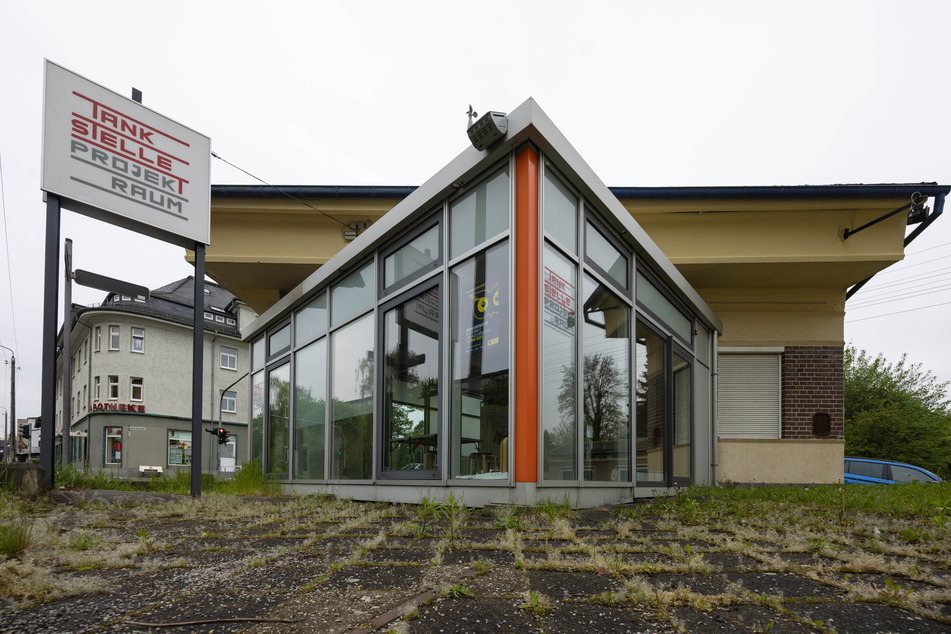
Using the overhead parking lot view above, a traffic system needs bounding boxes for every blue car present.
[844,457,942,485]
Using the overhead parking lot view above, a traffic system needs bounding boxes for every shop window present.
[543,168,578,254]
[449,168,510,260]
[449,241,509,479]
[331,314,374,479]
[109,325,120,350]
[381,285,441,477]
[383,221,441,293]
[542,244,578,480]
[70,436,86,463]
[168,430,192,466]
[131,328,145,353]
[221,390,237,413]
[584,218,628,290]
[331,262,375,329]
[295,292,327,347]
[294,338,326,480]
[251,370,264,463]
[267,363,290,477]
[108,375,119,400]
[579,274,632,482]
[130,377,143,401]
[636,322,666,484]
[105,426,122,465]
[636,271,693,344]
[220,346,238,370]
[672,351,692,482]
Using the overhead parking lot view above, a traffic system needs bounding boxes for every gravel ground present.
[0,489,949,633]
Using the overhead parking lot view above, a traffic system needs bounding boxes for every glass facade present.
[248,148,707,498]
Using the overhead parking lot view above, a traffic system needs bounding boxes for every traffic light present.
[216,428,228,444]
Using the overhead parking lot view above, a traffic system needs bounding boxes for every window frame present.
[220,346,238,371]
[379,214,443,298]
[131,327,145,354]
[221,390,237,414]
[94,326,101,352]
[108,325,120,351]
[108,375,119,400]
[130,377,143,402]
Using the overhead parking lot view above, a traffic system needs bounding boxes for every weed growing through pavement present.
[519,590,551,616]
[0,517,34,557]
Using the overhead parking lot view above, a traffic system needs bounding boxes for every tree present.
[557,353,627,442]
[844,344,951,478]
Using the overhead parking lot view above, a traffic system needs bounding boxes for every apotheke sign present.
[41,60,210,247]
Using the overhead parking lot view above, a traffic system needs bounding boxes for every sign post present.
[41,61,211,495]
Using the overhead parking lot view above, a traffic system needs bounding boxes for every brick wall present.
[782,346,844,439]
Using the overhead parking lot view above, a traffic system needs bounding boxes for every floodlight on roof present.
[467,111,508,151]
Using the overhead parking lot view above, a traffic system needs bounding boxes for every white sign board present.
[41,60,211,247]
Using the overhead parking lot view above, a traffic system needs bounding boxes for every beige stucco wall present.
[717,439,845,484]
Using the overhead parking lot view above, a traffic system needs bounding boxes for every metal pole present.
[190,244,205,497]
[40,194,61,488]
[62,239,73,468]
[0,347,13,463]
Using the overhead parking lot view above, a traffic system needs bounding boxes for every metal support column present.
[190,244,205,497]
[40,195,61,488]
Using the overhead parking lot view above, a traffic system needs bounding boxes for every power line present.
[845,300,951,323]
[211,152,351,229]
[0,143,19,358]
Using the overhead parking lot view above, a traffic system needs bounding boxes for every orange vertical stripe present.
[514,147,539,483]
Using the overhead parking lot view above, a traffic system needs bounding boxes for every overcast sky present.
[1,1,949,425]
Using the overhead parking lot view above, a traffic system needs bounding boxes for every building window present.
[204,312,214,320]
[94,326,101,352]
[94,376,100,400]
[130,377,144,401]
[294,338,326,480]
[105,426,122,465]
[108,375,119,400]
[717,353,781,439]
[131,328,145,353]
[221,390,237,413]
[331,314,374,480]
[215,315,225,323]
[220,346,238,370]
[168,430,192,466]
[82,385,87,411]
[109,325,120,350]
[226,318,236,326]
[449,167,510,260]
[331,262,375,329]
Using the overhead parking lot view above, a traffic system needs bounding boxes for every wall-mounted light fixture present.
[343,221,371,241]
[467,110,508,151]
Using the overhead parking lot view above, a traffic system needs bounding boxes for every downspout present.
[711,331,719,484]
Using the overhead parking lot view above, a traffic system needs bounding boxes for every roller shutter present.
[717,353,781,439]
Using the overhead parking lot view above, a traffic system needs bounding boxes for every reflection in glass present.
[586,221,628,289]
[449,241,509,478]
[251,370,264,463]
[267,363,290,476]
[636,272,692,343]
[544,169,578,253]
[542,245,577,480]
[331,263,375,328]
[268,324,291,357]
[672,351,692,482]
[383,288,440,473]
[385,225,440,289]
[295,293,327,347]
[294,339,326,480]
[450,169,510,259]
[331,314,374,479]
[636,322,666,483]
[581,274,630,481]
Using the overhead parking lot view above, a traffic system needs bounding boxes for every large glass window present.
[384,223,441,291]
[252,339,265,372]
[251,371,264,463]
[544,169,578,253]
[105,426,122,465]
[542,245,578,480]
[581,274,631,482]
[449,241,509,479]
[636,271,693,344]
[331,262,375,328]
[449,169,510,259]
[636,322,666,484]
[294,339,327,480]
[382,286,441,476]
[586,220,628,290]
[268,324,291,358]
[267,363,290,476]
[168,430,192,466]
[295,293,327,347]
[331,314,374,479]
[672,350,692,482]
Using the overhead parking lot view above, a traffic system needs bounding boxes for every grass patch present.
[0,518,34,557]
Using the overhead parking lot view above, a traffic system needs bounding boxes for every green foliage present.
[844,345,951,478]
[0,518,34,557]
